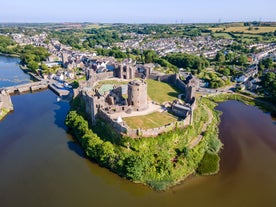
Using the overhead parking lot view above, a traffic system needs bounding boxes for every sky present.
[1,0,276,23]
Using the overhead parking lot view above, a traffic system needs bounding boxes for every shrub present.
[196,151,220,175]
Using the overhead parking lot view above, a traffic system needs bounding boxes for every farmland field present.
[209,26,276,34]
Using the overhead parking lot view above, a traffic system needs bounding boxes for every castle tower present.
[127,80,148,111]
[117,64,135,79]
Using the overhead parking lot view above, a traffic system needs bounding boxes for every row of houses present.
[235,64,259,83]
[115,35,233,58]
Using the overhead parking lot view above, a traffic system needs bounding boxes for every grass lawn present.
[124,111,178,129]
[96,79,129,89]
[147,79,180,103]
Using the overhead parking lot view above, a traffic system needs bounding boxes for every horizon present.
[1,0,276,24]
[0,20,275,25]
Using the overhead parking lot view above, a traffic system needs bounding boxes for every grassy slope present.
[66,82,223,191]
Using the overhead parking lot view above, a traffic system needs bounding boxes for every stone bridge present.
[0,81,49,95]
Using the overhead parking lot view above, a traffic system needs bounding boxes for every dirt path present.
[188,104,213,149]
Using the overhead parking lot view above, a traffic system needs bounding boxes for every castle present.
[127,80,148,111]
[80,61,198,138]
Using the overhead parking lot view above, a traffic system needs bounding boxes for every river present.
[0,55,31,87]
[1,56,276,207]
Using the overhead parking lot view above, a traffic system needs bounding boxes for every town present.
[1,23,275,95]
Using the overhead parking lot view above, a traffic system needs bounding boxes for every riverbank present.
[0,52,20,58]
[0,108,12,121]
[206,92,276,114]
[0,92,13,121]
[65,96,222,191]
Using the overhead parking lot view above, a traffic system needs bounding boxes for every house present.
[171,100,191,118]
[236,75,248,83]
[269,52,276,62]
[54,72,65,82]
[65,71,75,79]
[44,61,61,68]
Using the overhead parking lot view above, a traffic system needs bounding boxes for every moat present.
[1,56,276,206]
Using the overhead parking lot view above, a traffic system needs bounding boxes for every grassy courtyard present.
[96,79,129,89]
[123,111,178,129]
[147,79,180,103]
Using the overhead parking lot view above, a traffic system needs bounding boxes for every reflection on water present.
[1,58,276,207]
[0,55,31,87]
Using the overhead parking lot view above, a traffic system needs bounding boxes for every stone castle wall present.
[97,106,192,138]
[124,114,191,138]
[117,65,135,79]
[87,70,114,83]
[82,69,197,138]
[98,109,128,134]
[81,90,105,125]
[127,80,148,111]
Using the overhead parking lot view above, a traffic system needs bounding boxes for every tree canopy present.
[20,45,49,71]
[261,72,276,96]
[165,53,209,74]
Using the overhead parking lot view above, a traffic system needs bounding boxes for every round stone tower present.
[127,79,148,111]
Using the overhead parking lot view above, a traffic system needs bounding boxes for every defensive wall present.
[98,107,192,138]
[81,68,198,138]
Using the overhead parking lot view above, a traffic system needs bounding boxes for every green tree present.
[98,141,116,165]
[222,68,231,76]
[165,53,209,74]
[215,52,225,63]
[27,61,39,72]
[125,153,154,181]
[237,54,248,66]
[259,58,273,69]
[143,50,158,63]
[41,63,48,71]
[261,72,276,96]
[197,151,220,175]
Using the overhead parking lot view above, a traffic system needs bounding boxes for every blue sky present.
[1,0,276,23]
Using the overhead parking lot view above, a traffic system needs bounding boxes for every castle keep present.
[127,80,148,111]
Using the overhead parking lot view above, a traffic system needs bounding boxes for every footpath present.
[188,104,213,149]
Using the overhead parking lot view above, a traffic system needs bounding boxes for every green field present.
[123,112,178,129]
[234,33,262,38]
[209,26,276,34]
[84,24,110,29]
[212,32,233,39]
[147,79,180,103]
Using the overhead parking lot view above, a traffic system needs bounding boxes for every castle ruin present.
[79,60,198,138]
[82,79,149,126]
[127,80,148,111]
